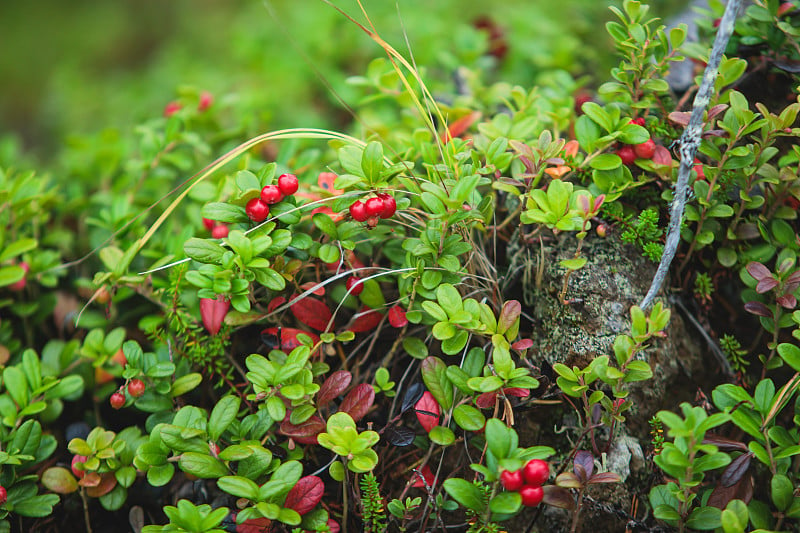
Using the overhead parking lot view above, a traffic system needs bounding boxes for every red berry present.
[71,455,88,478]
[202,217,216,231]
[617,145,636,166]
[519,484,544,507]
[277,173,299,196]
[628,117,645,126]
[110,392,125,409]
[0,486,6,505]
[198,91,213,112]
[712,18,721,28]
[364,197,385,218]
[127,379,145,398]
[634,139,656,160]
[500,470,524,491]
[211,224,229,239]
[8,262,29,292]
[377,193,396,219]
[260,185,284,205]
[346,276,364,296]
[164,101,182,117]
[349,201,369,222]
[522,459,550,486]
[246,198,270,222]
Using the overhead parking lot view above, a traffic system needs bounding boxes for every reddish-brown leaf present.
[411,465,436,488]
[475,392,497,409]
[317,370,352,406]
[652,145,673,166]
[348,306,383,333]
[261,327,321,353]
[703,435,749,453]
[588,472,621,484]
[707,473,753,509]
[777,294,797,309]
[200,296,230,335]
[387,305,408,328]
[573,451,594,481]
[327,519,341,533]
[756,277,779,294]
[84,472,118,498]
[720,452,753,487]
[744,301,772,318]
[290,295,333,331]
[284,475,324,515]
[236,517,271,533]
[497,300,521,335]
[266,296,286,314]
[746,261,772,282]
[501,387,530,398]
[511,339,533,351]
[280,416,326,445]
[339,384,375,423]
[542,485,575,510]
[441,111,482,144]
[414,391,441,433]
[300,281,326,297]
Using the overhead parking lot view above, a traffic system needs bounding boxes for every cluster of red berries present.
[500,459,549,507]
[109,378,146,410]
[203,217,229,239]
[348,193,396,226]
[616,118,656,166]
[245,174,300,223]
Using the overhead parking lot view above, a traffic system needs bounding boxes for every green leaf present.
[777,343,800,371]
[184,238,226,264]
[312,213,338,239]
[201,202,248,224]
[590,154,623,170]
[361,141,384,184]
[484,418,515,460]
[453,404,486,431]
[178,452,228,479]
[436,284,463,315]
[171,373,203,397]
[560,257,587,270]
[208,395,240,442]
[147,463,175,486]
[421,357,453,411]
[489,491,522,515]
[443,478,485,513]
[402,337,428,359]
[0,238,37,262]
[428,426,455,446]
[218,476,260,501]
[685,506,722,530]
[771,474,793,511]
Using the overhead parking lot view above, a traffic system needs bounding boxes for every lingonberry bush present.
[1,0,800,531]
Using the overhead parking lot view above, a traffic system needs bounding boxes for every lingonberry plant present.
[1,0,800,531]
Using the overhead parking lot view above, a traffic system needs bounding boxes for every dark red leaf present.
[388,305,409,328]
[300,281,326,296]
[283,475,324,515]
[414,391,441,433]
[744,301,772,318]
[290,295,333,332]
[652,145,673,166]
[720,452,753,487]
[511,339,533,351]
[280,415,326,445]
[756,277,779,294]
[497,300,521,335]
[411,465,436,488]
[266,296,287,314]
[348,306,383,333]
[501,387,530,398]
[542,485,575,510]
[261,327,321,353]
[784,270,800,292]
[707,473,754,509]
[475,392,497,409]
[777,294,797,309]
[573,451,594,481]
[339,384,375,423]
[703,435,748,453]
[317,370,352,406]
[327,519,340,533]
[200,296,230,335]
[236,517,271,533]
[746,261,772,282]
[588,472,621,484]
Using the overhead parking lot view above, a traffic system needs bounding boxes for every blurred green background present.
[0,0,685,163]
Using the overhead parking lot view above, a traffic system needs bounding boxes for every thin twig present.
[640,0,743,309]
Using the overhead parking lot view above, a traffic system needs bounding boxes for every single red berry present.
[260,185,284,205]
[0,486,6,505]
[634,139,656,160]
[277,173,299,196]
[364,197,386,218]
[712,18,721,28]
[596,224,608,238]
[519,484,544,507]
[246,198,270,222]
[617,145,636,166]
[71,455,88,478]
[574,94,593,115]
[628,117,645,127]
[377,193,396,219]
[198,91,213,112]
[110,392,125,410]
[127,379,145,398]
[349,201,369,222]
[211,224,229,239]
[346,276,364,296]
[522,459,550,486]
[500,470,524,491]
[202,217,216,231]
[8,262,29,292]
[164,101,182,117]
